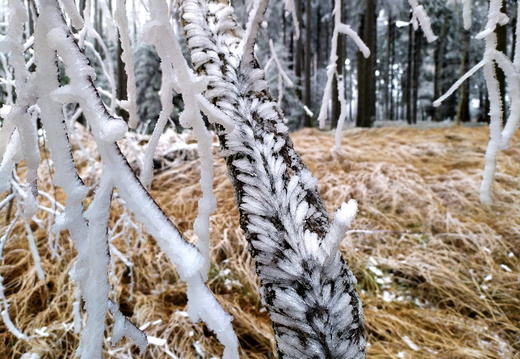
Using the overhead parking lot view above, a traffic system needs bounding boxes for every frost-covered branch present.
[138,2,239,355]
[462,0,472,30]
[284,0,300,40]
[142,0,234,285]
[434,0,520,203]
[238,0,269,64]
[76,3,119,114]
[408,0,438,42]
[265,39,294,106]
[114,0,139,128]
[180,0,365,357]
[0,0,238,356]
[317,0,370,148]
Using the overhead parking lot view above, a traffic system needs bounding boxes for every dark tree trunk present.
[304,0,312,127]
[283,7,287,47]
[356,0,376,128]
[411,28,422,124]
[512,12,517,61]
[67,0,86,21]
[331,0,345,129]
[388,15,395,121]
[324,7,330,73]
[457,28,471,124]
[484,92,491,124]
[116,35,128,122]
[94,0,103,54]
[27,0,36,36]
[316,4,321,67]
[495,0,508,124]
[433,16,449,122]
[345,33,352,123]
[384,15,393,121]
[294,0,303,104]
[404,25,413,124]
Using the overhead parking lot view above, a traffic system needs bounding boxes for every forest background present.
[0,0,510,130]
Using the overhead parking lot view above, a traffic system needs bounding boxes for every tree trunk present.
[411,28,421,125]
[457,28,471,124]
[495,0,507,124]
[404,25,413,124]
[283,5,287,47]
[384,15,392,121]
[294,0,303,105]
[512,12,517,61]
[94,0,102,54]
[116,35,128,122]
[331,0,345,129]
[433,15,449,122]
[356,0,376,128]
[388,15,395,121]
[181,1,366,357]
[303,0,312,127]
[316,4,321,67]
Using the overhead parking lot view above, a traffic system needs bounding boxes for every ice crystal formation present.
[180,0,366,357]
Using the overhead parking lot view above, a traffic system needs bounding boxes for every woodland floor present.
[0,124,519,358]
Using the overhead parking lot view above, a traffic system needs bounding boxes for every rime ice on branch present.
[142,0,234,282]
[434,0,520,203]
[317,0,370,149]
[180,0,365,357]
[265,39,295,107]
[284,0,300,40]
[408,0,438,43]
[0,0,238,357]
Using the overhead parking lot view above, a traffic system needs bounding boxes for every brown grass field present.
[0,125,519,358]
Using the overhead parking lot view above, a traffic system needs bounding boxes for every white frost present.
[408,0,438,42]
[324,200,358,259]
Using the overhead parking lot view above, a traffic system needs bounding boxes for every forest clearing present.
[1,124,518,358]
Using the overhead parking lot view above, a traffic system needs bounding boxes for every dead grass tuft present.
[1,125,519,358]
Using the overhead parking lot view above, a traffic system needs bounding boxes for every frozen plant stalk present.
[180,0,365,358]
[317,0,370,148]
[1,0,239,356]
[434,0,520,203]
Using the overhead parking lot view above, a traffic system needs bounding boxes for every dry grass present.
[0,125,519,358]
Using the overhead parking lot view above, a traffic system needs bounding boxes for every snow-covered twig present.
[108,300,147,354]
[408,0,438,42]
[60,0,84,29]
[1,0,40,208]
[0,0,239,356]
[265,39,294,106]
[317,0,369,147]
[0,274,28,340]
[77,0,118,114]
[114,0,139,128]
[268,39,294,88]
[239,0,268,64]
[284,0,299,40]
[433,59,486,107]
[462,0,472,30]
[144,0,236,291]
[434,0,519,203]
